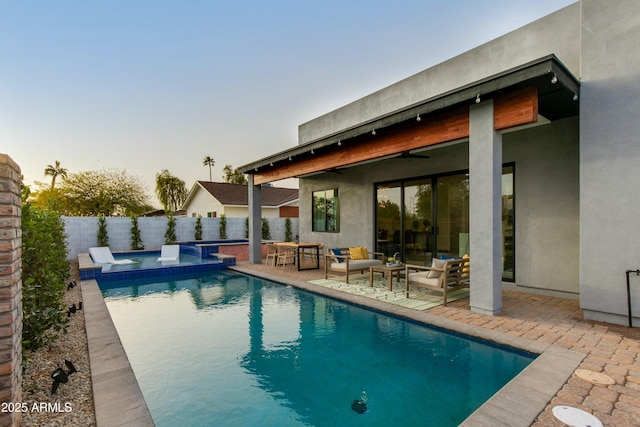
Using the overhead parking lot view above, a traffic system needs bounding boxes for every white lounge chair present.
[157,245,180,262]
[88,247,137,264]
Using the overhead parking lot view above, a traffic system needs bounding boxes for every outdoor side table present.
[369,264,405,291]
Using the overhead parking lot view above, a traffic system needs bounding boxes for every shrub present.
[164,214,177,244]
[195,215,203,240]
[285,218,293,242]
[97,214,108,246]
[21,201,70,352]
[261,217,271,240]
[130,215,144,250]
[219,214,227,239]
[244,217,248,238]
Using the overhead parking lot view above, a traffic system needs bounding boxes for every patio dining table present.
[275,242,323,271]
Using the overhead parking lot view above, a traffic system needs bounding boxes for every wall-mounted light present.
[310,149,314,154]
[288,156,292,161]
[372,129,376,135]
[337,140,342,146]
[573,93,579,101]
[475,94,481,104]
[416,114,421,122]
[551,73,558,84]
[270,162,273,167]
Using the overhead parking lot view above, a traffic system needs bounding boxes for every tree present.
[194,215,203,240]
[164,214,177,244]
[97,215,109,246]
[285,218,293,242]
[223,164,248,185]
[44,160,68,190]
[203,156,215,181]
[130,215,144,250]
[219,214,227,239]
[155,169,188,213]
[56,169,152,216]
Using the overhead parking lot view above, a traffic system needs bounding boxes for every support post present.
[247,176,262,264]
[469,101,503,315]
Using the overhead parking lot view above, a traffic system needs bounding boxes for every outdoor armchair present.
[404,257,469,306]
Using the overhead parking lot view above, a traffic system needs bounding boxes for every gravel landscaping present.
[20,262,96,426]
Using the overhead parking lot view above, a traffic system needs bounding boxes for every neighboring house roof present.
[181,181,299,210]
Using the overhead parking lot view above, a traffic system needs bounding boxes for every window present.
[312,189,339,232]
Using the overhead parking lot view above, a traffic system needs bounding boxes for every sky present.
[1,0,575,207]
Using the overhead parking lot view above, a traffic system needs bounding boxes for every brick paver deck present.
[235,261,640,426]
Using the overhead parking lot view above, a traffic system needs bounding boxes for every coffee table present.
[369,264,405,291]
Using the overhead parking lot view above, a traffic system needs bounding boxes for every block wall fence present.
[64,216,299,259]
[0,154,22,427]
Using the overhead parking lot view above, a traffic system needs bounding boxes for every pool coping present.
[81,279,155,427]
[229,265,587,427]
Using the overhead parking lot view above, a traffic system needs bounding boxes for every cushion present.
[462,254,470,274]
[349,246,369,260]
[331,247,344,263]
[331,258,382,271]
[427,258,446,278]
[408,272,441,287]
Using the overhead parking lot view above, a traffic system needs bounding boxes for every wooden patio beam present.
[252,87,537,185]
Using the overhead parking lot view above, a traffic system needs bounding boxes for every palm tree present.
[44,160,68,190]
[203,156,215,181]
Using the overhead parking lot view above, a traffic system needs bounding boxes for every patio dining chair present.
[275,245,296,269]
[264,243,278,266]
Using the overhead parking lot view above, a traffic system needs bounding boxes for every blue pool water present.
[100,271,534,427]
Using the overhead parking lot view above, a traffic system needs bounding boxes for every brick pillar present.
[0,154,22,427]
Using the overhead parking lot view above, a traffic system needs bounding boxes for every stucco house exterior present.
[239,0,640,326]
[181,181,298,218]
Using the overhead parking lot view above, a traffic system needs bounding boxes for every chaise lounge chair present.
[157,244,180,262]
[404,257,470,306]
[325,246,384,283]
[88,247,137,265]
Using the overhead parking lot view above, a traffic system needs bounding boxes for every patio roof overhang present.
[239,55,580,185]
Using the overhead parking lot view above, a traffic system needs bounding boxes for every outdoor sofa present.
[325,247,384,283]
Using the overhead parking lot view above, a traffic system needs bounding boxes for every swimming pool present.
[100,271,534,427]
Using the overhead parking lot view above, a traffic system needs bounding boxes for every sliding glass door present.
[436,174,470,259]
[376,167,513,280]
[403,179,433,265]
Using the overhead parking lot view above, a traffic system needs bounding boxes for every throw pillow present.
[349,247,368,260]
[427,258,446,278]
[332,247,344,263]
